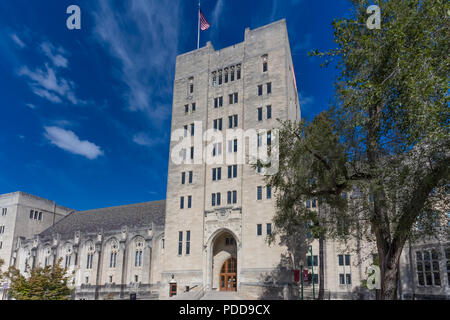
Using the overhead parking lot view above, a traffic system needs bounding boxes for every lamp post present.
[310,245,315,300]
[300,264,304,300]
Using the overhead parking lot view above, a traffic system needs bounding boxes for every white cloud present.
[44,126,103,160]
[300,92,315,108]
[133,132,164,147]
[93,0,179,116]
[18,64,80,104]
[10,33,25,48]
[26,103,37,109]
[40,42,69,68]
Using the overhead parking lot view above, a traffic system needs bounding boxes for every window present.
[212,193,221,207]
[0,226,4,234]
[186,231,191,255]
[236,65,241,80]
[178,232,183,255]
[213,143,222,157]
[190,147,194,160]
[188,171,193,184]
[109,275,113,283]
[213,118,223,131]
[181,172,186,185]
[233,139,238,153]
[307,255,318,267]
[229,92,238,104]
[109,242,118,268]
[187,196,192,209]
[229,115,238,128]
[267,105,272,119]
[337,217,350,236]
[86,253,94,269]
[1,208,6,216]
[212,168,222,181]
[0,241,2,250]
[214,97,223,108]
[228,165,237,179]
[135,275,139,283]
[185,104,189,114]
[257,134,262,148]
[312,198,317,208]
[339,274,345,285]
[192,103,196,112]
[258,108,263,121]
[267,223,272,235]
[30,210,34,219]
[225,237,235,246]
[338,255,344,266]
[416,249,441,286]
[267,131,272,146]
[224,68,229,83]
[267,82,272,94]
[257,186,262,200]
[135,249,143,267]
[180,197,184,209]
[306,200,311,208]
[230,67,235,81]
[266,185,272,199]
[258,85,263,96]
[227,191,237,205]
[257,224,262,236]
[262,54,268,72]
[191,123,195,136]
[65,255,71,268]
[184,125,188,137]
[188,77,194,94]
[346,274,352,285]
[218,71,222,85]
[212,72,217,86]
[345,254,350,266]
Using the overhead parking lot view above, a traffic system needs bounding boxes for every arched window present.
[64,244,73,268]
[44,246,51,267]
[109,240,119,268]
[135,238,144,267]
[86,242,94,269]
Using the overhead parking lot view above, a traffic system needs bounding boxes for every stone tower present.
[161,19,301,298]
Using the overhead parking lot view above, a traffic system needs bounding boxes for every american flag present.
[200,10,210,31]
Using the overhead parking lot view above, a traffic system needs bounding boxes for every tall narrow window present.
[189,171,193,184]
[262,55,268,72]
[187,196,192,209]
[181,172,186,185]
[180,197,184,209]
[230,67,235,81]
[267,82,272,94]
[236,65,241,80]
[257,224,262,236]
[267,185,272,199]
[178,232,183,255]
[212,72,217,86]
[224,68,228,83]
[267,131,272,146]
[189,77,194,94]
[258,108,263,121]
[258,85,263,96]
[192,103,196,112]
[186,231,191,255]
[191,123,195,136]
[218,71,222,85]
[227,191,232,205]
[257,186,262,200]
[267,105,272,119]
[267,223,272,235]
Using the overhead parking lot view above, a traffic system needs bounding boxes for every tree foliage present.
[3,258,73,300]
[267,0,449,300]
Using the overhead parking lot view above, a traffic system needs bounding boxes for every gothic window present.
[109,241,119,268]
[86,242,94,269]
[262,54,268,72]
[135,239,144,267]
[212,72,217,86]
[44,246,51,267]
[230,66,235,81]
[224,68,229,83]
[188,77,194,94]
[236,64,241,79]
[64,244,73,268]
[218,70,222,85]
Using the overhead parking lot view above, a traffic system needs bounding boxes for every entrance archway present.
[220,258,237,291]
[210,230,238,291]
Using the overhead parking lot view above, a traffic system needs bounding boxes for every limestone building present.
[160,19,300,298]
[1,19,448,300]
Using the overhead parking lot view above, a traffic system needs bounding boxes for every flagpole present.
[197,0,201,49]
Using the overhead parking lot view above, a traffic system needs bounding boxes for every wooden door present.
[220,258,237,291]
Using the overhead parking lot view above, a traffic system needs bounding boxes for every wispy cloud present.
[93,0,180,119]
[40,42,69,68]
[18,64,79,104]
[300,92,315,109]
[44,126,103,160]
[10,33,25,48]
[132,132,165,147]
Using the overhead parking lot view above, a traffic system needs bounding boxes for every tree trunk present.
[379,245,404,300]
[318,235,325,300]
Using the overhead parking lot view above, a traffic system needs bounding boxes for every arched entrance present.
[209,230,238,291]
[220,258,237,291]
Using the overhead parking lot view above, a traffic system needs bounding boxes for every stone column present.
[94,237,103,300]
[119,240,127,298]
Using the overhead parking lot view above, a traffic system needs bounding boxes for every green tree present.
[268,0,449,300]
[3,258,74,300]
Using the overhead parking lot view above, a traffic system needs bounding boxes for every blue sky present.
[0,0,353,210]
